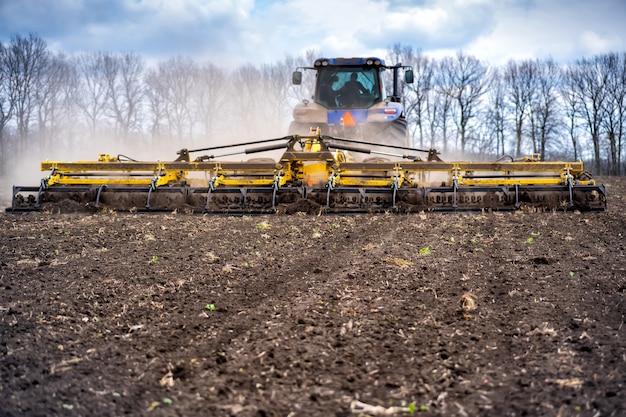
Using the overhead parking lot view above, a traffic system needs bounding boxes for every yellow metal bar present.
[219,179,276,186]
[41,160,278,172]
[50,178,153,186]
[337,178,394,187]
[339,161,585,174]
[459,178,565,186]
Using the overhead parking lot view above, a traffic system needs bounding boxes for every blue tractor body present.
[290,57,413,147]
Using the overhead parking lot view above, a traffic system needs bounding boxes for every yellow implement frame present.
[38,147,597,195]
[8,133,604,213]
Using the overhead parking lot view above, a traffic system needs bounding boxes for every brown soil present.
[1,177,625,417]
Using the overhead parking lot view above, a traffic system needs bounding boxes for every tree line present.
[1,33,624,176]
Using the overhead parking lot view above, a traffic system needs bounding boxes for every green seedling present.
[525,232,541,244]
[470,237,477,244]
[205,303,216,311]
[147,401,160,411]
[569,271,575,277]
[419,246,431,256]
[403,402,428,413]
[449,236,455,242]
[162,398,172,405]
[149,255,159,264]
[255,221,270,230]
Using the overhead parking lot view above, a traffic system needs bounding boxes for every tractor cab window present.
[316,68,381,109]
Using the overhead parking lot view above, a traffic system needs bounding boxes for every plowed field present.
[1,177,624,417]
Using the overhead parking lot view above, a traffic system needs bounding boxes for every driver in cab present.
[341,72,367,96]
[338,72,367,106]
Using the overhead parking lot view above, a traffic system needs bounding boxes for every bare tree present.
[144,66,167,146]
[561,74,581,161]
[144,56,196,145]
[430,64,455,153]
[230,64,264,139]
[4,33,49,151]
[438,51,488,153]
[191,61,228,143]
[165,56,196,144]
[566,56,607,174]
[0,41,16,173]
[484,67,507,156]
[73,52,110,137]
[600,52,626,175]
[34,53,72,151]
[388,44,434,148]
[59,60,81,149]
[259,60,294,136]
[503,59,537,157]
[412,55,435,149]
[286,50,319,109]
[103,52,145,144]
[528,58,562,160]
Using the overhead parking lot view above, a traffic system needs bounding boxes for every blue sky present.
[0,0,624,67]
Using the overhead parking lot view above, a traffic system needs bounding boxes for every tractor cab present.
[292,57,413,109]
[315,66,382,109]
[290,57,414,144]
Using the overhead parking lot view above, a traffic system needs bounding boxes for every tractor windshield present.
[315,67,382,109]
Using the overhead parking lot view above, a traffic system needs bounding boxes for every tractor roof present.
[313,57,386,68]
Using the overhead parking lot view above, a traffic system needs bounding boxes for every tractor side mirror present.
[292,71,302,85]
[404,69,414,84]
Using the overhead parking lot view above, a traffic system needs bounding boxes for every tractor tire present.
[366,117,409,148]
[577,170,593,182]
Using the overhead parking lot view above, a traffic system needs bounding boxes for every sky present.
[0,0,625,68]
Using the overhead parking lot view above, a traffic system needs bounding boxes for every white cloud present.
[244,0,497,64]
[463,0,626,65]
[580,31,610,55]
[0,0,624,67]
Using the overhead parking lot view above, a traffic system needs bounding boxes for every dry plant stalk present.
[527,323,557,337]
[350,399,409,415]
[546,378,583,389]
[384,257,413,267]
[159,363,175,388]
[459,292,477,311]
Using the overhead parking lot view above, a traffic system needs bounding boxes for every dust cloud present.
[2,111,292,210]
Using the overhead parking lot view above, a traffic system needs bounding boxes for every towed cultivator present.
[9,132,606,214]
